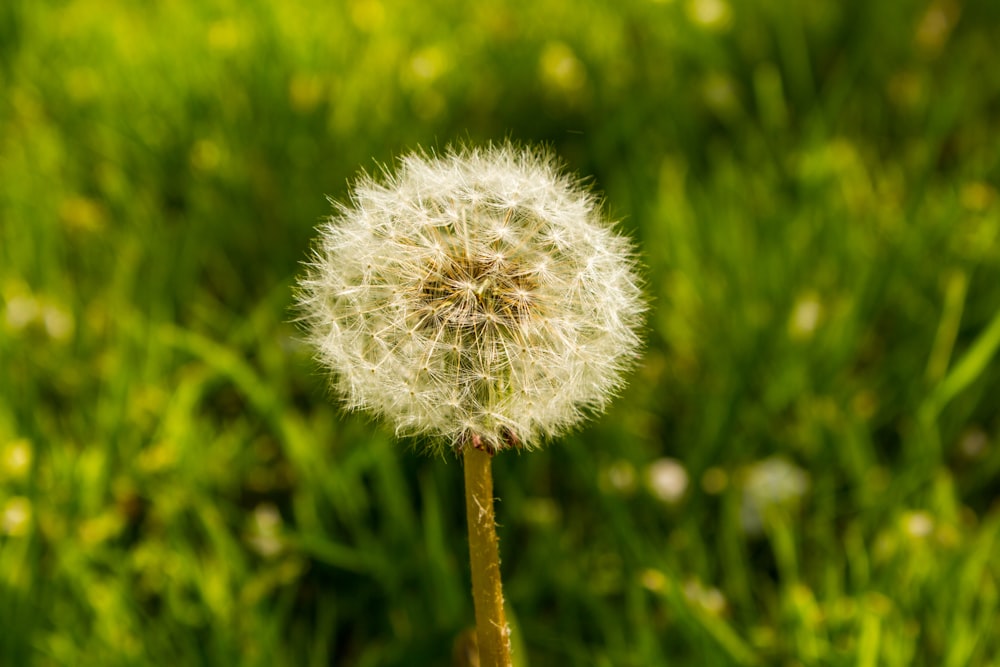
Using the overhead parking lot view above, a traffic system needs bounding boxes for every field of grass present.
[2,0,1000,665]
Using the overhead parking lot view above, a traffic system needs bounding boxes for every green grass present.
[2,0,1000,665]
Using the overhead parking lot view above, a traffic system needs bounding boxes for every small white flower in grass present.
[602,459,638,495]
[2,497,31,537]
[682,578,728,616]
[902,511,934,539]
[739,457,810,535]
[297,144,645,452]
[248,503,285,559]
[2,439,33,479]
[646,458,689,504]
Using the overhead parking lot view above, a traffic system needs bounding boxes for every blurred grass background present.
[2,0,1000,665]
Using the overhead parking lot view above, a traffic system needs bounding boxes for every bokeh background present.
[3,0,1000,665]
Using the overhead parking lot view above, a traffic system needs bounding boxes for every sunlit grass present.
[2,0,1000,665]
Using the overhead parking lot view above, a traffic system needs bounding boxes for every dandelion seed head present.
[297,143,645,453]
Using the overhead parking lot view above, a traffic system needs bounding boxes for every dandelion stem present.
[464,444,512,667]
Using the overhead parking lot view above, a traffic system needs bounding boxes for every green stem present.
[464,445,512,667]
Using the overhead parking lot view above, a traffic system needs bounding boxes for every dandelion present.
[296,143,644,667]
[297,143,644,453]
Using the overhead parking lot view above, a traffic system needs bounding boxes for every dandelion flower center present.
[419,249,538,331]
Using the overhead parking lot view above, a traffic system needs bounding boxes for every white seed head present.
[296,144,645,453]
